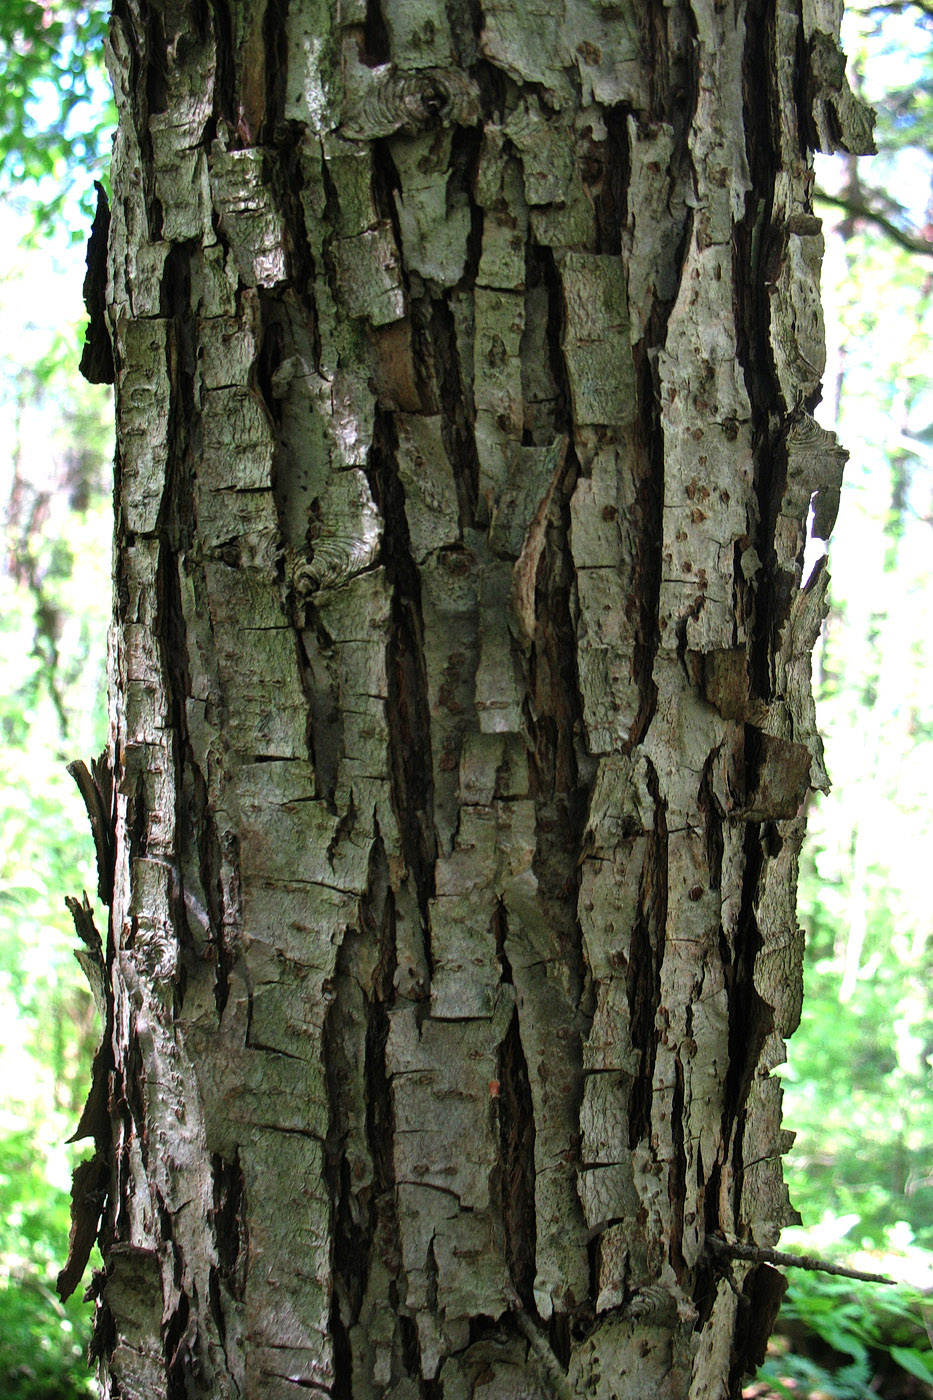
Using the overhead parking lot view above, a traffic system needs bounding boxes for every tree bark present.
[65,0,873,1395]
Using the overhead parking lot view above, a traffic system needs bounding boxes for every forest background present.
[0,2,930,1397]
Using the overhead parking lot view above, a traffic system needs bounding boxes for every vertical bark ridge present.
[82,0,873,1393]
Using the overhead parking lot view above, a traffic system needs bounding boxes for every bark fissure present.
[736,0,787,711]
[368,409,438,934]
[427,297,480,528]
[496,1006,538,1311]
[724,826,774,1149]
[323,837,402,1397]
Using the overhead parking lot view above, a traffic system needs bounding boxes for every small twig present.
[708,1236,895,1286]
[816,191,933,258]
[509,1296,575,1400]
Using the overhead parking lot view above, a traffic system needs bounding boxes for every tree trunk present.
[64,0,873,1395]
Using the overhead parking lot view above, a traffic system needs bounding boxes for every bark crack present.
[496,1006,537,1311]
[628,761,667,1149]
[367,407,438,954]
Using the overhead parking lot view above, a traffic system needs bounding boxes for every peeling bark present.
[66,0,872,1395]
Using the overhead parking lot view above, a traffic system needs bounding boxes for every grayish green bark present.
[62,0,872,1395]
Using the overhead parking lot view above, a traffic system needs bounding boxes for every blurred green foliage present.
[0,1129,96,1398]
[0,0,113,234]
[753,1271,933,1399]
[817,3,933,254]
[0,218,112,1396]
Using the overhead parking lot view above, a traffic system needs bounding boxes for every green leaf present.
[889,1345,933,1383]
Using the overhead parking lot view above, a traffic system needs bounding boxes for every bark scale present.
[63,0,872,1396]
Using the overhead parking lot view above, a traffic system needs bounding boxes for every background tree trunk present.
[66,0,873,1395]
